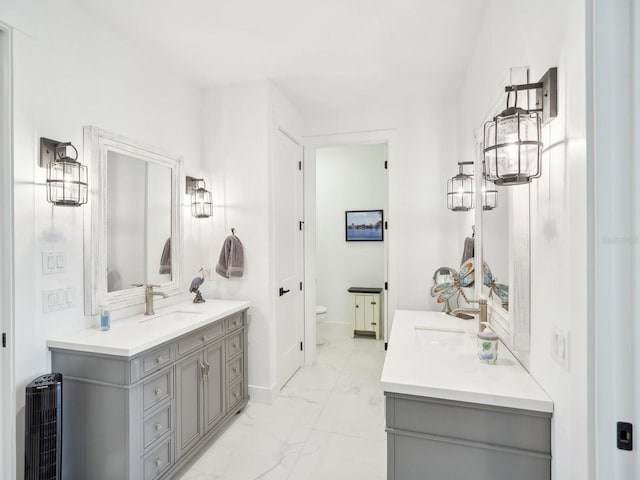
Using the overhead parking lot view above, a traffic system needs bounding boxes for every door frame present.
[0,20,15,480]
[303,129,396,362]
[587,0,639,476]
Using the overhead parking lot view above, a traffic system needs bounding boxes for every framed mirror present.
[83,127,183,315]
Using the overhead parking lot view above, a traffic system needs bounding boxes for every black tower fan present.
[25,373,63,480]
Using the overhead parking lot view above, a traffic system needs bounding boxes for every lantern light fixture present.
[447,161,474,212]
[481,176,498,211]
[40,137,88,207]
[186,176,213,218]
[483,67,557,186]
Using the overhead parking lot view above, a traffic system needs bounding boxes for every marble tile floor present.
[177,326,387,480]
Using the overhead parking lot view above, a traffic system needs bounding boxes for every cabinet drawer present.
[226,313,243,332]
[143,370,173,411]
[226,357,243,385]
[178,321,224,357]
[226,332,243,359]
[141,346,174,379]
[144,437,172,480]
[143,403,172,450]
[228,380,244,409]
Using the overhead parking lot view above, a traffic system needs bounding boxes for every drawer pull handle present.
[371,322,377,325]
[232,392,238,398]
[154,387,161,395]
[232,343,237,349]
[155,422,162,431]
[156,356,163,364]
[232,368,239,374]
[371,302,377,305]
[202,335,207,342]
[155,458,162,467]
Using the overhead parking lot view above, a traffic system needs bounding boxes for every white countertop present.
[380,310,553,413]
[47,299,250,357]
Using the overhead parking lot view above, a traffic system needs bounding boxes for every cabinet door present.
[366,295,380,333]
[355,295,366,330]
[176,351,203,459]
[203,341,225,433]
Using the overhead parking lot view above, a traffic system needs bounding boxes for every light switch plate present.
[42,251,66,274]
[42,287,74,313]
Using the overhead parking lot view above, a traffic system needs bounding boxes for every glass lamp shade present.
[483,107,542,185]
[481,178,498,210]
[447,172,474,211]
[191,187,212,218]
[46,158,88,206]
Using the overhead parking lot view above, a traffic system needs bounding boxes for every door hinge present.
[384,160,388,169]
[1,333,5,348]
[384,281,388,290]
[300,341,303,351]
[384,221,388,230]
[298,160,302,171]
[299,281,303,291]
[299,220,304,231]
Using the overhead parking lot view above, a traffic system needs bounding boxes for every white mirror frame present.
[83,126,183,316]
[474,66,531,356]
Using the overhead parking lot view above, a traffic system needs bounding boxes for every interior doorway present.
[303,130,395,363]
[0,20,15,480]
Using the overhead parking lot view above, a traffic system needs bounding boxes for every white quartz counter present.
[47,299,250,357]
[381,310,553,413]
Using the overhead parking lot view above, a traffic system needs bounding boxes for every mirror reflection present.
[482,183,509,311]
[106,151,172,292]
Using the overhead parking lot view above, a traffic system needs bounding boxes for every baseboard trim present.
[248,384,276,404]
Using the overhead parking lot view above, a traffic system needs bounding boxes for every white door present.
[275,129,304,389]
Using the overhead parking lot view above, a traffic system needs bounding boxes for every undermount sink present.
[138,309,203,323]
[414,326,471,351]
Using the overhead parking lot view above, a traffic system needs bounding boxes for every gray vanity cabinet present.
[50,309,249,480]
[386,392,552,480]
[175,341,225,459]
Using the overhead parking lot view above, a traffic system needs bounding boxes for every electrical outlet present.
[551,327,570,371]
[203,267,212,280]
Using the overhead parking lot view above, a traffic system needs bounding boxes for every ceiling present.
[72,0,489,116]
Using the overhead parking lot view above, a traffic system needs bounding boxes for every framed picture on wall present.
[345,210,384,241]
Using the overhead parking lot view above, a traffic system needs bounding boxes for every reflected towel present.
[216,234,244,278]
[159,238,171,275]
[460,236,474,265]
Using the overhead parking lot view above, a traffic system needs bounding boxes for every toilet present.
[316,305,327,345]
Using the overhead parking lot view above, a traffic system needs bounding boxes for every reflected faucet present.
[451,299,488,332]
[144,284,169,315]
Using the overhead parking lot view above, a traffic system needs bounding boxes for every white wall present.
[201,80,302,401]
[457,0,587,478]
[316,144,386,325]
[0,1,206,476]
[304,97,467,325]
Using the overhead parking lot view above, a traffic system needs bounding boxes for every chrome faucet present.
[144,284,168,315]
[451,298,488,332]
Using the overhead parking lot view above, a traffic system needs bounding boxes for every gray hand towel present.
[216,234,244,278]
[460,236,474,265]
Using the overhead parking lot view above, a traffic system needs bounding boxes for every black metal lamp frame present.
[447,161,474,212]
[186,176,213,218]
[483,67,557,186]
[40,137,88,207]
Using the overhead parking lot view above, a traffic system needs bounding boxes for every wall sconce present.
[447,161,474,212]
[481,176,498,211]
[186,176,212,218]
[40,138,88,206]
[483,67,557,185]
